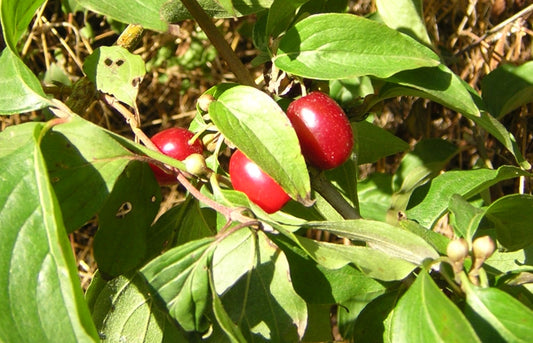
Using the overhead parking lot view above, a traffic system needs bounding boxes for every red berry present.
[286,91,353,170]
[149,127,204,184]
[229,150,290,213]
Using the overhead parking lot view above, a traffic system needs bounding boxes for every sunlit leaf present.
[295,235,416,281]
[77,0,274,32]
[376,0,432,47]
[406,165,531,229]
[83,46,145,107]
[219,231,308,342]
[484,194,533,251]
[391,271,481,342]
[449,194,485,243]
[41,115,133,233]
[303,219,439,265]
[141,237,215,332]
[207,84,311,203]
[274,13,440,80]
[86,272,188,342]
[464,281,533,342]
[482,61,533,118]
[380,65,530,169]
[0,0,46,50]
[0,49,51,114]
[0,122,99,342]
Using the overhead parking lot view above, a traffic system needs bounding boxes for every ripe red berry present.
[149,127,204,184]
[229,150,290,213]
[286,91,353,170]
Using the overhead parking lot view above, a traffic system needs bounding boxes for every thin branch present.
[310,168,361,220]
[178,0,256,87]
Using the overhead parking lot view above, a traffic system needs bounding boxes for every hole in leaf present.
[116,202,132,217]
[104,58,113,66]
[116,59,125,67]
[131,77,141,87]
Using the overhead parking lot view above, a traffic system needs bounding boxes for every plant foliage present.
[1,0,532,342]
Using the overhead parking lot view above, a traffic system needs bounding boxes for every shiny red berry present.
[286,91,354,170]
[229,150,290,213]
[149,127,204,184]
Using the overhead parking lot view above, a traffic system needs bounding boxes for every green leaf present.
[325,158,359,209]
[273,13,440,80]
[208,268,248,343]
[86,272,189,342]
[93,161,161,278]
[449,194,486,243]
[358,172,393,221]
[399,219,450,255]
[41,115,133,233]
[219,231,308,342]
[207,84,311,203]
[295,235,416,281]
[355,120,409,164]
[351,291,397,342]
[485,247,533,276]
[0,122,99,342]
[464,281,533,343]
[0,48,51,114]
[141,237,216,332]
[77,0,274,32]
[266,0,309,38]
[388,138,459,224]
[482,61,533,118]
[329,76,375,106]
[0,0,46,50]
[302,304,334,342]
[376,0,432,47]
[381,64,480,118]
[406,165,531,229]
[393,138,459,193]
[83,46,145,107]
[212,228,255,295]
[391,271,481,342]
[380,65,530,169]
[304,219,439,265]
[279,235,386,305]
[484,194,533,251]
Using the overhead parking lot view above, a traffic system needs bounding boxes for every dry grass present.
[1,0,531,291]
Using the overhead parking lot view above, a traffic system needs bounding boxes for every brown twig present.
[178,0,257,87]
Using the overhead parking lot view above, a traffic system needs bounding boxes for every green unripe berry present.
[472,236,496,261]
[447,238,469,263]
[184,153,208,176]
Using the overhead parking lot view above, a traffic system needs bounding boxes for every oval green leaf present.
[86,272,188,342]
[376,0,432,47]
[83,46,145,107]
[303,219,439,265]
[0,123,99,342]
[484,194,533,251]
[482,61,533,118]
[273,13,440,80]
[141,237,216,332]
[42,115,133,233]
[77,0,274,32]
[93,161,161,278]
[207,84,311,204]
[406,165,531,229]
[0,49,51,114]
[391,270,481,342]
[464,282,533,342]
